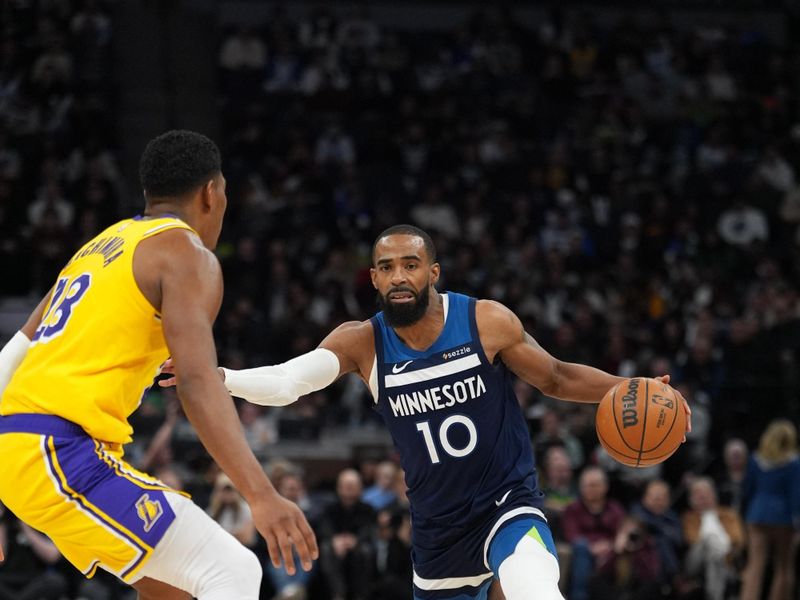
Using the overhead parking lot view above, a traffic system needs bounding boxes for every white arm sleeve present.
[0,331,31,395]
[222,348,341,407]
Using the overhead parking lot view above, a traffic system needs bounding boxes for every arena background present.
[0,1,798,599]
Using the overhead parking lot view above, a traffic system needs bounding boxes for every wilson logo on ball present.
[651,394,674,409]
[621,378,640,428]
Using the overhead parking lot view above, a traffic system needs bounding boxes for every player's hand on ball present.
[251,492,319,575]
[655,374,692,442]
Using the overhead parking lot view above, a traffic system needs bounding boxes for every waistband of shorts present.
[0,413,87,438]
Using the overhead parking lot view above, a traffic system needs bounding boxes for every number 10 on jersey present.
[416,415,478,464]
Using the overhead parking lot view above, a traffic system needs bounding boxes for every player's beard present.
[378,285,430,327]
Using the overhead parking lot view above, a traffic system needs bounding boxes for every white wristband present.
[0,331,31,395]
[222,348,340,407]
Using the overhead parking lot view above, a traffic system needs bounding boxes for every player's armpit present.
[477,299,621,403]
[475,300,561,396]
[318,319,375,380]
[20,288,53,339]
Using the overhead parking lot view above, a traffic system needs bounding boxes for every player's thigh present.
[0,431,172,581]
[133,576,191,600]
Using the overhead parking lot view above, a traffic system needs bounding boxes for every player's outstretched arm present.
[159,320,371,407]
[477,299,624,403]
[224,320,370,404]
[478,300,691,433]
[145,230,318,574]
[0,289,52,395]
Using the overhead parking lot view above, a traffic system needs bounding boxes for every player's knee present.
[196,538,262,599]
[497,536,563,600]
[221,543,262,593]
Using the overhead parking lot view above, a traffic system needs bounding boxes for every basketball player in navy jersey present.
[162,224,690,600]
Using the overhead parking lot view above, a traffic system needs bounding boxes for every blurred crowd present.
[212,5,800,454]
[0,0,120,296]
[1,2,800,600]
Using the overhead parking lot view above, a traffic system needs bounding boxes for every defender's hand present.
[158,358,225,388]
[251,493,318,576]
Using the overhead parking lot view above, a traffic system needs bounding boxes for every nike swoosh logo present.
[392,360,413,374]
[495,489,512,506]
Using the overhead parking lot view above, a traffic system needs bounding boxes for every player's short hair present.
[373,224,437,263]
[139,130,221,198]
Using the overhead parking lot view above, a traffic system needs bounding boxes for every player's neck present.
[392,290,444,351]
[144,202,192,227]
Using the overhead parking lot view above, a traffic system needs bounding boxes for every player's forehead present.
[373,234,429,263]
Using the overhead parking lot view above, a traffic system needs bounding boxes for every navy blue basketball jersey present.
[371,292,544,542]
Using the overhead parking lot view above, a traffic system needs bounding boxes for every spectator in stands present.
[207,472,257,548]
[541,445,578,521]
[361,460,398,511]
[590,515,662,600]
[631,479,683,588]
[265,473,318,600]
[714,437,748,512]
[279,471,325,528]
[218,26,267,96]
[238,400,277,456]
[367,507,412,600]
[740,419,800,600]
[717,200,769,248]
[563,466,627,600]
[318,469,375,600]
[533,407,584,469]
[541,445,577,597]
[680,477,745,600]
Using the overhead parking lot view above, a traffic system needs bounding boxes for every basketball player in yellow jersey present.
[0,130,317,599]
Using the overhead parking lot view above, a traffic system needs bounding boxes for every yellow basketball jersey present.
[1,216,196,444]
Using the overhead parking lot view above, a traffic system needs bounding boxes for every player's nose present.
[390,267,406,284]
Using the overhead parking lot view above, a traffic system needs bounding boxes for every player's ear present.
[430,262,440,285]
[200,179,215,212]
[369,267,378,289]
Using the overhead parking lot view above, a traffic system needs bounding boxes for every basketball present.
[595,377,686,468]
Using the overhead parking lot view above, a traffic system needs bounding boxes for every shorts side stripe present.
[92,441,167,490]
[83,560,101,578]
[412,571,493,591]
[482,507,545,570]
[41,436,152,578]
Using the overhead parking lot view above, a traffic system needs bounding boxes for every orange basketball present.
[595,377,686,468]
